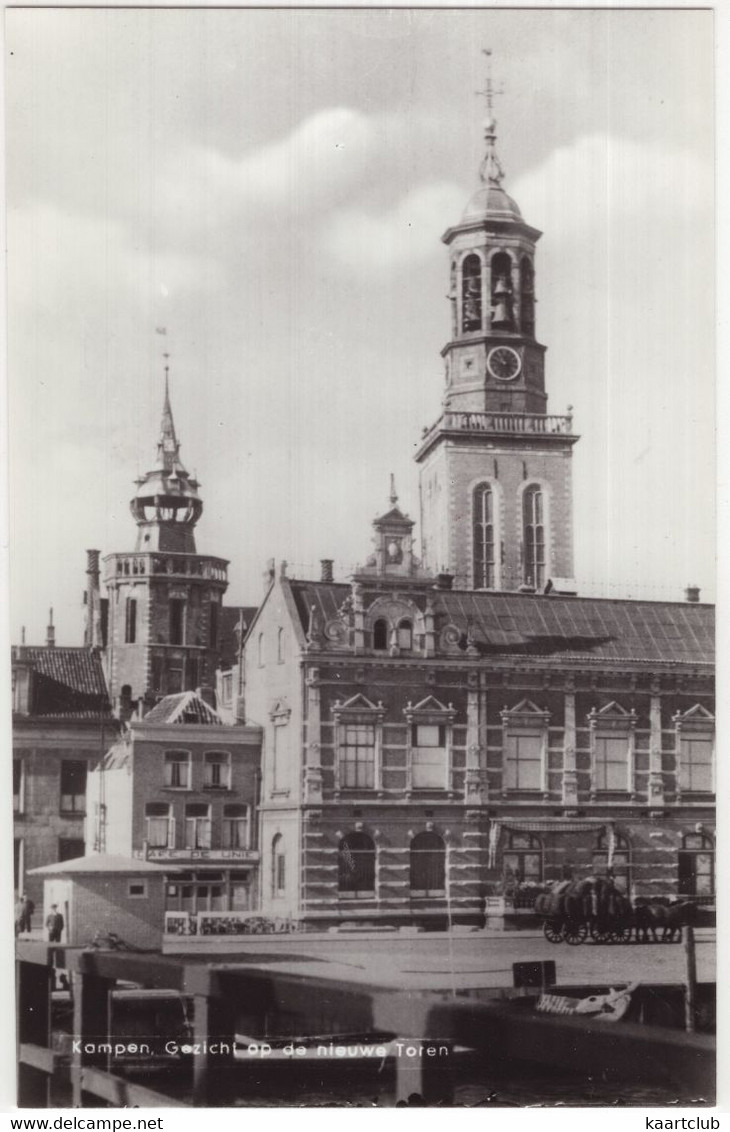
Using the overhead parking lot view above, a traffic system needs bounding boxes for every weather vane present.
[476,48,506,187]
[476,48,504,116]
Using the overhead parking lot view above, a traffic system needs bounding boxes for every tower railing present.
[433,410,574,436]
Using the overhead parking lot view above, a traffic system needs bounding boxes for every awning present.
[488,819,616,867]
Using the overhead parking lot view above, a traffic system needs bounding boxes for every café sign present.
[134,849,259,862]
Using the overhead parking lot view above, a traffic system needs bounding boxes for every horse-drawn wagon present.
[533,878,699,945]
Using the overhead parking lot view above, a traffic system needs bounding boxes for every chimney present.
[320,559,334,582]
[46,608,56,648]
[685,585,700,604]
[435,571,454,591]
[85,549,102,647]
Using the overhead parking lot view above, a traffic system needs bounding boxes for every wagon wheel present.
[589,922,611,944]
[564,921,588,945]
[543,919,565,944]
[609,923,631,944]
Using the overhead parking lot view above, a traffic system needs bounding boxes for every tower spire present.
[476,48,505,187]
[157,355,181,473]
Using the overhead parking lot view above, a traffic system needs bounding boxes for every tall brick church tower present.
[102,369,228,712]
[416,56,578,593]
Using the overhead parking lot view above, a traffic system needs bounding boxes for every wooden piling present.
[683,924,697,1033]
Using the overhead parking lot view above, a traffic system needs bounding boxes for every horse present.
[633,900,696,942]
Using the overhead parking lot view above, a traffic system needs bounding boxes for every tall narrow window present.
[473,483,496,589]
[272,834,286,896]
[523,485,545,588]
[169,599,185,645]
[60,760,87,814]
[594,736,629,791]
[338,831,375,896]
[185,804,211,849]
[520,256,535,337]
[397,620,412,650]
[185,657,199,691]
[146,803,174,848]
[679,735,713,793]
[678,833,714,897]
[209,600,219,650]
[204,751,230,789]
[461,254,482,332]
[257,632,264,667]
[277,627,285,664]
[504,733,543,790]
[410,831,446,895]
[223,805,249,849]
[339,724,376,789]
[411,724,448,789]
[373,619,388,650]
[491,252,514,329]
[164,750,190,789]
[125,597,137,644]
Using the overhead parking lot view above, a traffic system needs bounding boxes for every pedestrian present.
[14,897,24,937]
[46,904,64,943]
[19,894,35,933]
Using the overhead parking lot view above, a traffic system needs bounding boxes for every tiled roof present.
[142,689,224,725]
[288,581,714,667]
[219,605,258,668]
[12,646,113,717]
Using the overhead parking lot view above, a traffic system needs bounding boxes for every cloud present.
[322,181,466,273]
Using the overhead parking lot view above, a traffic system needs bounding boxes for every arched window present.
[272,834,286,897]
[503,831,543,884]
[593,830,631,893]
[410,831,446,895]
[257,632,264,668]
[373,619,388,650]
[397,619,412,650]
[277,627,285,664]
[678,832,714,897]
[520,256,535,337]
[338,831,375,897]
[461,254,482,332]
[491,251,514,329]
[523,485,545,588]
[473,483,496,589]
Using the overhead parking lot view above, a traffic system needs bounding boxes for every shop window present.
[410,831,445,895]
[592,830,631,893]
[503,831,543,884]
[60,760,87,814]
[678,833,714,897]
[164,750,190,789]
[338,831,375,897]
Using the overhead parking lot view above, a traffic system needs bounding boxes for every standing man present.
[46,904,64,943]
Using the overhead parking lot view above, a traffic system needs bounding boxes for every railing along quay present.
[17,942,715,1108]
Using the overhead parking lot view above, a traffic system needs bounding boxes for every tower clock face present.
[487,346,522,381]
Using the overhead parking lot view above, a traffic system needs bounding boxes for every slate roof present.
[287,581,714,667]
[142,689,224,725]
[29,853,168,876]
[12,646,113,718]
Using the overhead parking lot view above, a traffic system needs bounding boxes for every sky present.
[5,7,715,647]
